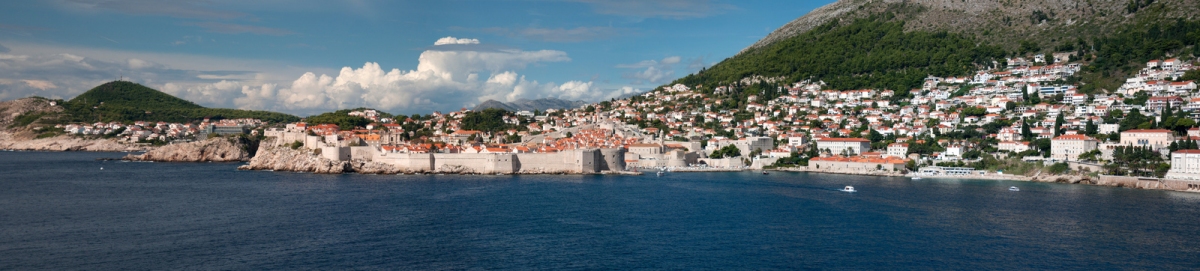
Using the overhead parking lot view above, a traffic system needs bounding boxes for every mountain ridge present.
[742,0,1200,55]
[473,98,589,112]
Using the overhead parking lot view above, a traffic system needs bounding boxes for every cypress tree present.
[1054,113,1065,136]
[1021,118,1033,139]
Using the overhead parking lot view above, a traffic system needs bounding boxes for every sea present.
[2,151,1199,270]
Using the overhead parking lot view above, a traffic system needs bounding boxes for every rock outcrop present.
[123,138,249,162]
[238,140,350,174]
[0,97,151,152]
[0,133,150,152]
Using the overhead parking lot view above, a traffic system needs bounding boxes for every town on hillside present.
[52,54,1200,179]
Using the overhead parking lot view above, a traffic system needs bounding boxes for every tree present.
[1021,118,1034,139]
[1006,101,1017,111]
[1054,113,1066,136]
[1085,119,1098,135]
[710,144,742,158]
[868,129,884,143]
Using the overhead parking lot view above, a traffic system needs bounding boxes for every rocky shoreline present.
[123,138,250,162]
[0,132,151,152]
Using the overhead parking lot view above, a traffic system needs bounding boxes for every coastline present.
[0,133,152,152]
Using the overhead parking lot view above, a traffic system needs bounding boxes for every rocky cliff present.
[742,0,1200,54]
[237,138,406,174]
[123,138,250,162]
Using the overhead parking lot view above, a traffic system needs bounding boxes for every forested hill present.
[668,0,1200,101]
[60,81,299,123]
[674,16,1005,101]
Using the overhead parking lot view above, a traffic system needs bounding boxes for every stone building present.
[1051,134,1098,161]
[816,137,871,156]
[1120,129,1175,151]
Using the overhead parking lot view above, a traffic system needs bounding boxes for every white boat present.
[841,186,856,192]
[1009,186,1019,191]
[656,171,665,177]
[911,177,922,180]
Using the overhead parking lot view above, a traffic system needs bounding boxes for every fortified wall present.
[358,145,626,174]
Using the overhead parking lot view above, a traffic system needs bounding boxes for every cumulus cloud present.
[0,37,622,115]
[433,37,480,45]
[160,37,619,114]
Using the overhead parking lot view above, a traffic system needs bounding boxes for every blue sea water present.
[2,151,1200,270]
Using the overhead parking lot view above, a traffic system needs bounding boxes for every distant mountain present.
[59,81,300,124]
[474,98,588,112]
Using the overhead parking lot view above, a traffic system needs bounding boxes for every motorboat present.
[841,186,856,192]
[762,171,769,175]
[1009,186,1019,191]
[657,171,665,177]
[911,176,922,180]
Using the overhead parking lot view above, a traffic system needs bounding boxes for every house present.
[1051,134,1099,161]
[1120,129,1175,150]
[816,137,871,156]
[886,143,908,158]
[999,141,1031,153]
[1166,149,1200,180]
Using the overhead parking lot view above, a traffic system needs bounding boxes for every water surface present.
[2,151,1198,270]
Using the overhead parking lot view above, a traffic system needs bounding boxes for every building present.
[998,141,1031,153]
[816,137,871,156]
[1120,129,1175,150]
[1051,134,1099,161]
[1166,150,1200,180]
[706,136,775,157]
[886,143,908,158]
[1146,96,1184,112]
[1098,124,1120,135]
[808,155,907,172]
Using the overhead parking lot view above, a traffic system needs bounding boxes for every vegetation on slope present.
[674,16,1006,102]
[60,81,299,124]
[304,110,373,131]
[459,108,525,133]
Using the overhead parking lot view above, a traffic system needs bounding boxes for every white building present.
[1120,129,1175,151]
[886,143,908,158]
[1051,134,1099,161]
[816,137,871,156]
[998,141,1031,153]
[1166,150,1200,180]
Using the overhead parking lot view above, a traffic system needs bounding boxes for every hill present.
[59,81,300,124]
[743,0,1200,54]
[473,98,588,112]
[670,0,1200,100]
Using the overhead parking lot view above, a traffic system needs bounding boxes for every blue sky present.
[0,0,833,115]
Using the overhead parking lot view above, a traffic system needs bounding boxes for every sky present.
[0,0,834,115]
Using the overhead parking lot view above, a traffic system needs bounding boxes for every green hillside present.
[675,15,1004,102]
[60,81,300,124]
[670,8,1200,102]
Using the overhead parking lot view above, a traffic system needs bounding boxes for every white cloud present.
[433,36,480,45]
[0,37,622,115]
[617,55,709,85]
[23,80,58,90]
